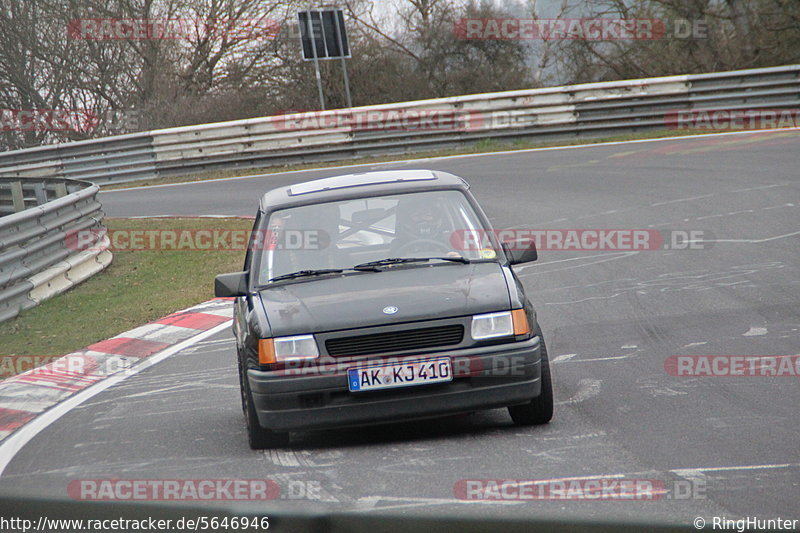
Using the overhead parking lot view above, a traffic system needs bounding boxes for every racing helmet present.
[399,196,445,238]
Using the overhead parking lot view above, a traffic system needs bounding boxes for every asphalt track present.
[2,130,799,525]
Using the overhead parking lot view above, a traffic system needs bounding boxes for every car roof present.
[259,169,470,211]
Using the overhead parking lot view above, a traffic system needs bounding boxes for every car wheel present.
[508,326,554,426]
[241,366,290,449]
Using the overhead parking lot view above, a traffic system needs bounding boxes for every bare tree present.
[341,0,535,100]
[551,0,800,83]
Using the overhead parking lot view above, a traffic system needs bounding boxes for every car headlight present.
[259,335,319,364]
[471,310,530,340]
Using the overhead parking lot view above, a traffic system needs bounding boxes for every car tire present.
[508,327,554,426]
[241,364,290,450]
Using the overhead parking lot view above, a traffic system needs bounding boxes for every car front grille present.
[325,324,464,356]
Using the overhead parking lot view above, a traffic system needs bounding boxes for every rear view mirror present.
[502,238,538,265]
[351,208,387,225]
[215,271,248,297]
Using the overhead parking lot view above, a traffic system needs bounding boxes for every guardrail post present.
[55,182,68,198]
[11,181,24,213]
[33,182,47,205]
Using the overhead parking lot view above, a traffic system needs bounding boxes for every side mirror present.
[502,238,538,265]
[215,271,248,297]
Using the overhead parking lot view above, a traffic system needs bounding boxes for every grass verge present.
[0,217,252,362]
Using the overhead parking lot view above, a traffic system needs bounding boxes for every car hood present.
[258,262,510,336]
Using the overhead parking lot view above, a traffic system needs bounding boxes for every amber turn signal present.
[511,309,530,336]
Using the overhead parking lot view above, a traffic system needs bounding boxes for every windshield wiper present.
[268,266,379,283]
[353,256,470,269]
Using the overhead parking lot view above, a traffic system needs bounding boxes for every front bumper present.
[247,336,542,432]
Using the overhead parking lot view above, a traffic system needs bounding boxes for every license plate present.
[348,357,452,392]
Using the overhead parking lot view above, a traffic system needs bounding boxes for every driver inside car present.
[390,197,462,258]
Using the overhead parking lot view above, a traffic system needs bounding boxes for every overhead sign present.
[298,9,350,60]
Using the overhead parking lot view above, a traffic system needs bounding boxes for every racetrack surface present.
[2,130,799,524]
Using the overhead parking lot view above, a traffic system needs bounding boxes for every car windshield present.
[256,190,497,285]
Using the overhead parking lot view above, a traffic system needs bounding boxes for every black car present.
[215,169,553,448]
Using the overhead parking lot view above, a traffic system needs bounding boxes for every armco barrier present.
[0,177,111,323]
[0,64,798,185]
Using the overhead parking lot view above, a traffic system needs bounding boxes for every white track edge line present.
[0,320,232,477]
[103,127,800,193]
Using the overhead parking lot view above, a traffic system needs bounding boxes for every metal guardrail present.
[0,177,111,323]
[0,64,797,185]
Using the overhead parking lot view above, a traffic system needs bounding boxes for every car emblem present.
[382,306,399,315]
